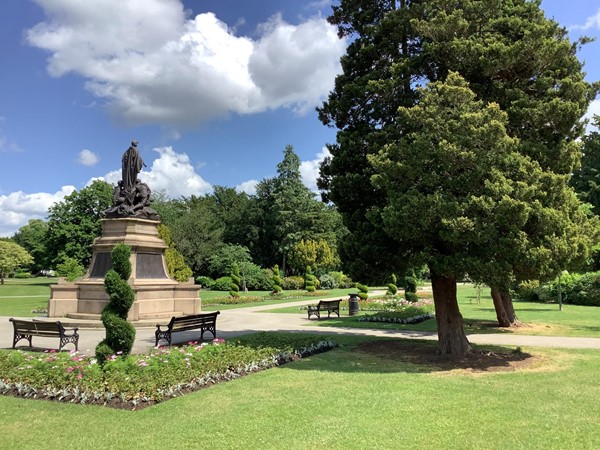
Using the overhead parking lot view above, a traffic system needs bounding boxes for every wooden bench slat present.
[155,312,220,347]
[9,318,79,351]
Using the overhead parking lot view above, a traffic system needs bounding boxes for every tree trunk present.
[490,286,522,327]
[431,271,471,356]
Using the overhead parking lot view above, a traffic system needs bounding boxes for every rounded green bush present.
[405,291,419,302]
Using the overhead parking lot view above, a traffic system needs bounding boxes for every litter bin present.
[348,293,360,316]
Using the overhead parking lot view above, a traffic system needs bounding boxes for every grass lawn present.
[0,278,56,317]
[271,284,600,338]
[201,288,358,311]
[0,335,598,449]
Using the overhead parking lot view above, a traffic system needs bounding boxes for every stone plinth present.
[48,218,201,321]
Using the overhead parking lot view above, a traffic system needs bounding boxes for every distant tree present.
[255,145,343,273]
[207,244,253,279]
[572,118,600,215]
[0,241,33,284]
[45,180,113,268]
[287,239,338,275]
[13,219,49,272]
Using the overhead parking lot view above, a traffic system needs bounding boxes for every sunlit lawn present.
[271,284,600,338]
[0,335,599,449]
[0,278,56,317]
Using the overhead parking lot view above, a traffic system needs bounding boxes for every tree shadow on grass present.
[278,336,538,375]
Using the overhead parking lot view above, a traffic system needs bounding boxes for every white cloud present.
[0,186,75,237]
[584,99,600,133]
[236,179,259,195]
[95,146,212,198]
[300,147,331,192]
[26,0,345,126]
[569,8,600,31]
[77,149,99,166]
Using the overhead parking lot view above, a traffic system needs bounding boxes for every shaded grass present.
[0,336,599,449]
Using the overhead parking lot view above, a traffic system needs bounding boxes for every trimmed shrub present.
[305,266,316,293]
[357,282,368,300]
[405,291,419,302]
[212,276,233,291]
[319,273,337,290]
[282,276,305,290]
[271,264,283,294]
[404,275,418,294]
[95,244,136,364]
[387,273,398,295]
[195,276,215,289]
[230,262,241,298]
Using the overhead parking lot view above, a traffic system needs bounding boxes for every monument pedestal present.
[48,218,201,322]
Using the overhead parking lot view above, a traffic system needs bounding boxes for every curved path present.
[2,297,600,354]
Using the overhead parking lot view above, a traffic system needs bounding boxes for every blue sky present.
[1,0,599,237]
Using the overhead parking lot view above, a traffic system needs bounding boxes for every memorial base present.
[48,218,201,322]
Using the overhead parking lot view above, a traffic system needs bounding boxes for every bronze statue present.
[103,140,159,220]
[121,140,145,191]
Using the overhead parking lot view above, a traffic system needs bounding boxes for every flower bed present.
[358,303,435,324]
[0,333,338,410]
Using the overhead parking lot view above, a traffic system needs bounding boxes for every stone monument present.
[48,141,201,322]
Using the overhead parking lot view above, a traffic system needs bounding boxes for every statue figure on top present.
[103,140,159,220]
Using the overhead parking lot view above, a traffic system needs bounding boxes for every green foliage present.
[387,273,398,295]
[271,264,283,294]
[13,219,49,273]
[526,272,600,307]
[254,145,343,272]
[212,276,233,291]
[208,244,252,279]
[572,118,600,214]
[0,241,33,284]
[304,266,316,293]
[404,275,417,294]
[405,292,419,303]
[96,244,136,363]
[230,262,241,298]
[45,180,113,268]
[356,282,368,300]
[328,271,354,289]
[319,274,337,290]
[236,262,272,291]
[195,276,215,289]
[282,276,305,290]
[287,239,339,275]
[55,257,85,282]
[158,224,193,282]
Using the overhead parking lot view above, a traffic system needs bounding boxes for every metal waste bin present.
[348,293,360,316]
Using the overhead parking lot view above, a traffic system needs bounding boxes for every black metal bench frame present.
[307,299,341,320]
[155,311,220,347]
[9,318,79,351]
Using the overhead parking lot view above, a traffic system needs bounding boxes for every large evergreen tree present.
[320,0,597,353]
[572,118,600,214]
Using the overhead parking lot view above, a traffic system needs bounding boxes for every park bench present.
[155,311,220,347]
[9,318,79,351]
[307,299,341,320]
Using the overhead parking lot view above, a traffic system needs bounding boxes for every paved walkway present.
[3,297,600,354]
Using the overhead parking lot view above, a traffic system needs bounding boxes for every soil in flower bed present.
[356,340,538,373]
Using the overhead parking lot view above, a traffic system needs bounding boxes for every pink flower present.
[212,338,226,344]
[67,367,75,373]
[77,373,83,379]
